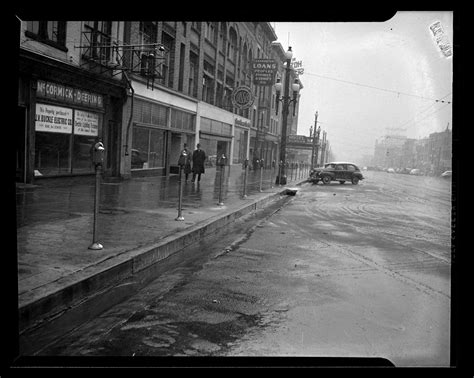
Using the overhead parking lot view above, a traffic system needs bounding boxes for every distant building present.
[372,125,451,175]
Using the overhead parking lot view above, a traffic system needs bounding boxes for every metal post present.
[278,160,282,186]
[218,164,224,206]
[271,160,275,188]
[259,159,264,192]
[88,163,103,250]
[175,165,184,221]
[242,159,248,198]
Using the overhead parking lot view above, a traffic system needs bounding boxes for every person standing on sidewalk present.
[191,143,206,183]
[182,143,192,182]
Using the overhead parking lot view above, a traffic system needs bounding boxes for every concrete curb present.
[18,186,300,355]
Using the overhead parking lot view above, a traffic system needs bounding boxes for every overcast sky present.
[273,11,453,162]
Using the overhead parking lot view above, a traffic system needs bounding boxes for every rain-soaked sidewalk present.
[16,163,309,345]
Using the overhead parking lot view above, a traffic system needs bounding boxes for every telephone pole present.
[310,111,319,169]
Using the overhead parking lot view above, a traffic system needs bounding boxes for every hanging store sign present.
[291,59,304,75]
[234,117,251,128]
[231,86,255,109]
[287,134,313,148]
[36,80,104,109]
[74,110,99,136]
[251,59,277,86]
[35,103,73,134]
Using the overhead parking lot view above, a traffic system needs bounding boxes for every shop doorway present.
[16,106,27,183]
[105,120,119,177]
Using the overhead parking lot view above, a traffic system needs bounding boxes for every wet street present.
[38,170,452,367]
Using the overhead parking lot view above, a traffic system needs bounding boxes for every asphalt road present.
[38,170,452,367]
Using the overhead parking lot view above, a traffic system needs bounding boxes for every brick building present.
[17,20,303,182]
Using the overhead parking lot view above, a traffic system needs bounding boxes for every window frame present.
[25,21,67,51]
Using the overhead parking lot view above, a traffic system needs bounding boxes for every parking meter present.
[92,142,105,167]
[177,149,188,167]
[89,141,105,250]
[218,154,227,166]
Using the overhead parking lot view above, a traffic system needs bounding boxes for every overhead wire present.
[303,71,452,104]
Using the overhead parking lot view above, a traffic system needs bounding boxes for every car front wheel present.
[322,175,331,184]
[351,176,359,185]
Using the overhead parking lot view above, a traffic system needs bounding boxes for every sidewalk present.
[16,164,309,351]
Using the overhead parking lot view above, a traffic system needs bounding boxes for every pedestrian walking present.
[191,143,206,183]
[182,143,192,182]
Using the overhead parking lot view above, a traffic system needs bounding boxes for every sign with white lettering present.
[291,59,304,76]
[287,134,313,148]
[234,116,251,128]
[35,103,73,133]
[36,80,104,108]
[74,110,99,136]
[251,59,278,86]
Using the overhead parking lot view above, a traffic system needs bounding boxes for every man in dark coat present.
[191,143,206,183]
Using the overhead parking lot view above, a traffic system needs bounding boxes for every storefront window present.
[149,129,165,168]
[34,101,104,177]
[132,127,149,169]
[132,126,166,169]
[35,132,71,176]
[199,137,217,167]
[72,135,96,174]
[233,128,248,164]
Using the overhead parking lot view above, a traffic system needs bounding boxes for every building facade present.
[17,21,302,182]
[17,21,127,183]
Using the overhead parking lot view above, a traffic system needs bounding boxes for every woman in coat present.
[191,143,206,183]
[182,143,192,181]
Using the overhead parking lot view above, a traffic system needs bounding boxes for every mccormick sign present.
[36,80,104,109]
[251,59,278,86]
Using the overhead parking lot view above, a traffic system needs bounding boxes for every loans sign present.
[251,59,277,86]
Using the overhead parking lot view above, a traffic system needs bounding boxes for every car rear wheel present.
[322,176,331,184]
[351,176,359,185]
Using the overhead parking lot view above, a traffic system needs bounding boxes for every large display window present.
[34,103,101,176]
[35,132,71,176]
[131,126,166,169]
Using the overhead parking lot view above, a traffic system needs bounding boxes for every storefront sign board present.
[74,110,99,136]
[35,103,73,134]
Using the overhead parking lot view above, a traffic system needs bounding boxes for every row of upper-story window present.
[24,21,275,64]
[23,21,277,88]
[23,21,283,131]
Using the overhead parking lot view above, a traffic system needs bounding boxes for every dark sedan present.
[308,162,364,185]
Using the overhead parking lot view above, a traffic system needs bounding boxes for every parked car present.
[387,168,395,173]
[308,162,364,185]
[409,168,421,176]
[441,170,452,178]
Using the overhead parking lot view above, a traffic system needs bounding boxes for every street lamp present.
[274,46,301,185]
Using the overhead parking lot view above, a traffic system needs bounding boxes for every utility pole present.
[310,111,318,169]
[314,125,321,168]
[320,131,327,166]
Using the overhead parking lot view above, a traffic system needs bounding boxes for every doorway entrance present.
[16,106,27,183]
